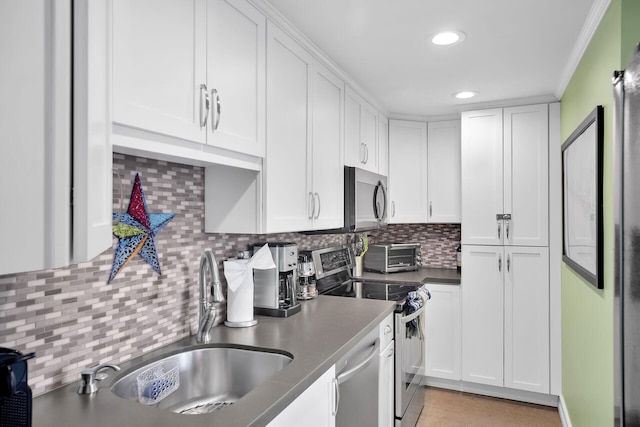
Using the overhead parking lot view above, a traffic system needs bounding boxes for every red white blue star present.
[108,174,175,283]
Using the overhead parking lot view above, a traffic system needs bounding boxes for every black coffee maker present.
[0,348,36,427]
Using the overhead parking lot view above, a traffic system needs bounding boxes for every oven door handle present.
[400,304,426,324]
[336,339,379,385]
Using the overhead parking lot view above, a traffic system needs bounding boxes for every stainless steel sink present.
[110,345,293,414]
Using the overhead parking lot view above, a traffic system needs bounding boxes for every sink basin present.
[110,345,293,414]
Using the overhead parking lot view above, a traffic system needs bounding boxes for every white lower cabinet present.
[378,312,394,427]
[461,245,550,393]
[425,283,461,381]
[267,365,336,427]
[378,340,394,427]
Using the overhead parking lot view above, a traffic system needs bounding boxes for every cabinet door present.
[345,87,378,172]
[207,0,265,157]
[267,365,336,427]
[461,109,503,245]
[378,340,395,427]
[504,246,549,393]
[425,284,461,381]
[378,114,389,177]
[311,62,344,230]
[504,104,549,246]
[112,0,206,143]
[264,22,312,232]
[361,100,378,172]
[388,120,428,223]
[427,120,461,223]
[461,245,504,387]
[344,88,362,167]
[0,0,71,274]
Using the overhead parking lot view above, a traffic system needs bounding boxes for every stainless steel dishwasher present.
[333,327,380,427]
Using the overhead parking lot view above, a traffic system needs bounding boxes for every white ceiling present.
[265,0,602,118]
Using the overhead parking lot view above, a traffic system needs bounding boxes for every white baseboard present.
[558,394,572,427]
[423,377,559,407]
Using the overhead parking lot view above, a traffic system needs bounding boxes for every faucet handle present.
[78,364,121,394]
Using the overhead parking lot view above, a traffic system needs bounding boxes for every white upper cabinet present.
[504,104,549,246]
[388,119,428,223]
[345,87,379,173]
[461,109,504,245]
[0,0,112,275]
[378,114,389,177]
[112,0,265,167]
[427,120,461,223]
[112,0,206,143]
[310,61,345,231]
[264,22,344,233]
[206,0,266,157]
[264,22,312,233]
[461,104,548,246]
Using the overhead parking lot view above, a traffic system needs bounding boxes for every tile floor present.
[417,387,562,427]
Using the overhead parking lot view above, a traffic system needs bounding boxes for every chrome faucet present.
[77,363,120,394]
[197,249,225,343]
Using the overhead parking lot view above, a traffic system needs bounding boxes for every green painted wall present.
[560,1,640,426]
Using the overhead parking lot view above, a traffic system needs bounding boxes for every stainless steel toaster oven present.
[363,243,420,273]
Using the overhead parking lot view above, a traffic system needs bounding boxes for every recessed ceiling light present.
[431,31,466,46]
[453,91,478,99]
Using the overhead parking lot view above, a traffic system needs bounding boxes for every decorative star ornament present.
[108,173,175,283]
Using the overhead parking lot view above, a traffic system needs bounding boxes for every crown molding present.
[250,0,389,115]
[554,0,612,99]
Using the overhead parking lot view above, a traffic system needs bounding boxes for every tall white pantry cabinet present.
[460,104,553,395]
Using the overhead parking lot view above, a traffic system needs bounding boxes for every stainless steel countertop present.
[357,267,461,285]
[32,296,395,427]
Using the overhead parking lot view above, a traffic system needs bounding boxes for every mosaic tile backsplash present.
[0,153,460,396]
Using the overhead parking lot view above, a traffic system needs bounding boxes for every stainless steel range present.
[303,245,426,427]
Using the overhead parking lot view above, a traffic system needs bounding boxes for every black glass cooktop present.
[322,281,418,302]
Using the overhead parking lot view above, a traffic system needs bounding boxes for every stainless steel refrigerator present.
[613,43,640,427]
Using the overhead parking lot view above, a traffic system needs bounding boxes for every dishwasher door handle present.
[336,339,379,385]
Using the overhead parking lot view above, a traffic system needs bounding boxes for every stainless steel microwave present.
[344,166,388,232]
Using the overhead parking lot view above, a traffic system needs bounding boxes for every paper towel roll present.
[223,244,275,326]
[224,259,254,323]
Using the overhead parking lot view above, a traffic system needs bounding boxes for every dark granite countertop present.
[32,296,394,427]
[357,267,461,285]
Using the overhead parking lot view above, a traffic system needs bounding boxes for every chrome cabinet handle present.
[314,192,321,219]
[308,192,315,220]
[360,143,366,163]
[332,377,340,416]
[506,220,510,240]
[497,222,501,240]
[384,325,392,336]
[211,88,221,132]
[507,254,511,272]
[429,201,433,218]
[498,254,502,272]
[392,201,396,218]
[200,84,209,128]
[364,144,369,164]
